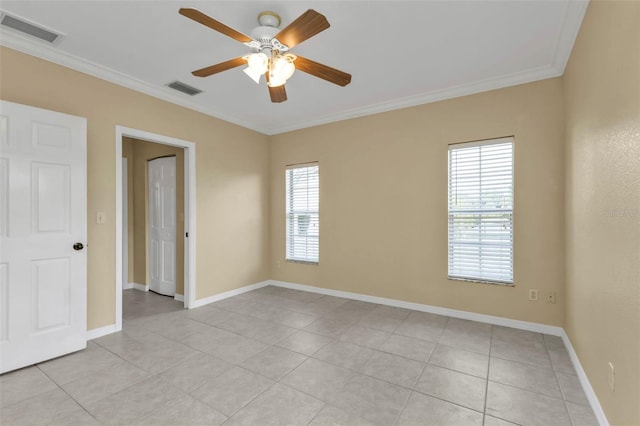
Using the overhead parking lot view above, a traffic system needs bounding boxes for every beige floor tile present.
[491,338,552,369]
[158,352,231,393]
[489,357,561,398]
[415,365,487,412]
[327,373,411,426]
[225,383,324,426]
[0,388,87,425]
[565,401,599,426]
[304,317,358,338]
[483,415,519,426]
[308,404,376,426]
[429,344,489,378]
[84,376,185,424]
[59,359,151,406]
[314,340,375,371]
[240,346,307,380]
[396,391,483,426]
[486,381,571,426]
[359,350,424,388]
[0,366,58,408]
[268,308,319,329]
[357,312,404,332]
[37,342,122,385]
[137,394,227,425]
[492,326,545,347]
[136,314,214,341]
[556,372,589,406]
[184,305,243,326]
[379,333,435,362]
[281,358,356,402]
[439,318,492,355]
[276,330,334,356]
[189,366,273,417]
[338,324,391,349]
[394,311,448,342]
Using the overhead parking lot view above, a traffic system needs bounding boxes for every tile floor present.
[1,286,599,425]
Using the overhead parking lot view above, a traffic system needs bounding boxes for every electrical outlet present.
[548,291,557,304]
[528,289,538,301]
[276,260,281,269]
[608,362,615,391]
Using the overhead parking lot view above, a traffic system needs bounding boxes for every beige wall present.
[564,1,640,424]
[128,138,185,295]
[270,78,566,326]
[0,46,271,330]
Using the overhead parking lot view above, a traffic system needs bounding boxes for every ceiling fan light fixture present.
[268,53,296,87]
[243,66,262,84]
[242,52,268,83]
[246,52,268,74]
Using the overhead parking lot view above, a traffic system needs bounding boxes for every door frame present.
[122,157,130,291]
[115,126,196,331]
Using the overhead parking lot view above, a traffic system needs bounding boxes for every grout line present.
[304,402,329,426]
[35,364,102,424]
[484,326,495,424]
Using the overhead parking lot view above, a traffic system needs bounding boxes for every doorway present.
[115,126,196,332]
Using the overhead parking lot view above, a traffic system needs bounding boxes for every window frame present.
[285,162,320,264]
[447,137,514,285]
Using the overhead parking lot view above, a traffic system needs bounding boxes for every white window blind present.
[448,138,513,284]
[286,163,319,263]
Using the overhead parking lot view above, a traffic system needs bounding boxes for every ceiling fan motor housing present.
[248,25,280,52]
[246,11,289,54]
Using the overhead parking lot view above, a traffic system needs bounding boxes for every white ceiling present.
[0,1,588,135]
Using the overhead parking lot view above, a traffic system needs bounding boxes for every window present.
[286,163,319,263]
[448,137,514,284]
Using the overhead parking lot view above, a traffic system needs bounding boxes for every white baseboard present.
[561,330,609,426]
[268,280,563,336]
[86,324,120,340]
[191,280,271,309]
[174,293,184,302]
[132,283,149,292]
[123,282,133,290]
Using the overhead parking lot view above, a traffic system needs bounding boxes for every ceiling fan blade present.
[192,57,246,77]
[295,56,352,87]
[179,8,252,43]
[265,72,287,102]
[274,9,330,49]
[268,85,287,103]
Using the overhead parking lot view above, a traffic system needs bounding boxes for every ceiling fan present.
[179,8,352,103]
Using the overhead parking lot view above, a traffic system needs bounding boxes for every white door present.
[148,156,176,296]
[0,100,87,374]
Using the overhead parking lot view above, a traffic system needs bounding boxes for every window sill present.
[286,259,319,266]
[448,276,514,287]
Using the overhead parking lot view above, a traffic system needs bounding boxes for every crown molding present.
[1,0,587,137]
[551,0,589,74]
[0,29,266,134]
[265,64,562,135]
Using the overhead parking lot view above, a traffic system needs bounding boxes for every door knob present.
[73,242,84,251]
